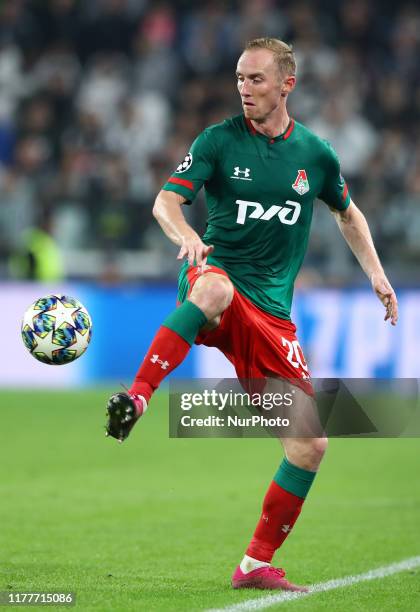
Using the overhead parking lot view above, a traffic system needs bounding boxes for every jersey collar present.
[245,116,295,141]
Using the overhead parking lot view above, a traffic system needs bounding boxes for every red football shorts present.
[184,264,313,394]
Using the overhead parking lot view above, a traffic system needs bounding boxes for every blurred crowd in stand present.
[0,0,419,283]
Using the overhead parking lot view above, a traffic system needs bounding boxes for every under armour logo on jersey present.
[231,166,252,180]
[292,169,310,195]
[150,354,169,369]
[281,524,291,533]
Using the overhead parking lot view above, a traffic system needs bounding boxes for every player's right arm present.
[153,190,213,266]
[153,127,219,266]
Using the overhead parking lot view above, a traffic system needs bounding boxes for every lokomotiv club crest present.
[292,169,310,195]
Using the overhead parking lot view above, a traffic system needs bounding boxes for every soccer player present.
[105,38,398,591]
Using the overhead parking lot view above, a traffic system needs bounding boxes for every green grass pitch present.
[0,390,419,611]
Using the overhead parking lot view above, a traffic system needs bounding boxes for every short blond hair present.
[244,37,296,76]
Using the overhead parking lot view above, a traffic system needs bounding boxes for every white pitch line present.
[207,555,420,612]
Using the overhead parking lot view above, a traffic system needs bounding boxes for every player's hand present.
[371,272,398,325]
[177,235,214,267]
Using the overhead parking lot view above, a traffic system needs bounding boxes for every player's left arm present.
[331,200,398,325]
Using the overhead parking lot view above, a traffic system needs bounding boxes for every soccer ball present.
[21,294,92,365]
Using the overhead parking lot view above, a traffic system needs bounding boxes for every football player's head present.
[236,38,296,121]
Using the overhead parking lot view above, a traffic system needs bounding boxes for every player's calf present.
[105,299,210,442]
[284,437,328,471]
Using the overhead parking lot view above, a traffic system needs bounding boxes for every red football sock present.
[246,481,304,563]
[129,326,190,403]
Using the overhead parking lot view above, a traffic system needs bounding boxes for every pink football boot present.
[232,565,308,592]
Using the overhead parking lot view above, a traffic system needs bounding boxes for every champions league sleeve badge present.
[176,153,193,173]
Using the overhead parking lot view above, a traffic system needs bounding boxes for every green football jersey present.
[162,114,350,320]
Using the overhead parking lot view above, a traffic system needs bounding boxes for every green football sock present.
[273,457,316,499]
[162,300,208,345]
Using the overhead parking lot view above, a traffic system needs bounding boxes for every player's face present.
[236,49,294,121]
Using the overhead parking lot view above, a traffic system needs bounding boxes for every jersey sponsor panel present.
[235,199,302,226]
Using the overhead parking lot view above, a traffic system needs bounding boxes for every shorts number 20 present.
[282,337,309,372]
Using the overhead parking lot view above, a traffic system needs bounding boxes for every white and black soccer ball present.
[21,294,92,365]
[176,152,193,173]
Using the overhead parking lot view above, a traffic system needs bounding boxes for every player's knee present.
[209,277,234,309]
[287,437,328,471]
[303,437,328,469]
[190,275,234,317]
[310,436,328,460]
